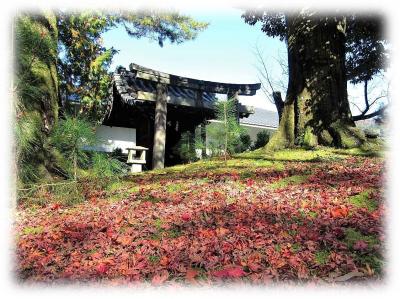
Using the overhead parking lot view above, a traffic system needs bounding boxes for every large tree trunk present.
[267,13,366,150]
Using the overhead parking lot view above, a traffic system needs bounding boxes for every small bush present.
[253,130,270,149]
[173,131,200,163]
[236,132,252,153]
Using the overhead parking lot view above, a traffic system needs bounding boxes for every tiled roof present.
[240,108,279,128]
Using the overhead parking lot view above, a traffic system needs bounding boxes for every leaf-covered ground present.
[14,148,386,286]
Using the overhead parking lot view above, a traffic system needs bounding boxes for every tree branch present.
[352,105,386,121]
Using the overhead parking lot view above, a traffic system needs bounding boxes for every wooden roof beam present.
[129,63,261,96]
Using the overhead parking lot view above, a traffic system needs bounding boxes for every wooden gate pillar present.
[152,83,168,169]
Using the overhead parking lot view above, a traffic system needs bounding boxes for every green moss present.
[308,211,318,218]
[148,255,160,264]
[330,120,367,149]
[166,183,184,193]
[344,228,379,249]
[154,218,163,230]
[315,250,330,265]
[266,101,295,151]
[348,189,378,211]
[319,130,334,146]
[129,186,140,193]
[355,253,384,273]
[166,228,182,238]
[291,243,302,253]
[22,226,44,235]
[269,174,309,190]
[106,181,124,192]
[303,126,318,148]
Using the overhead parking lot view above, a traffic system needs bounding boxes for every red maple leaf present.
[50,203,61,210]
[151,270,169,285]
[246,179,255,187]
[353,240,369,251]
[181,212,192,221]
[96,262,109,274]
[331,207,349,218]
[186,268,199,283]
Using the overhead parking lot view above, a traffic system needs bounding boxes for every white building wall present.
[94,125,136,154]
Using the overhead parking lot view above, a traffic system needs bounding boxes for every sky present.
[102,8,389,116]
[102,8,286,111]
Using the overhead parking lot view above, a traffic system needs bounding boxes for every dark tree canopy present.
[242,11,388,86]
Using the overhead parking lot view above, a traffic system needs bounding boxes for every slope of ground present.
[14,147,386,286]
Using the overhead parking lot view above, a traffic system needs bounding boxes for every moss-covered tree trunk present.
[267,14,366,150]
[15,12,59,184]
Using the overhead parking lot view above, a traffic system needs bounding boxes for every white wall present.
[239,124,276,142]
[94,125,136,154]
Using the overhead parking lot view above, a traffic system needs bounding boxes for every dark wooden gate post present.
[200,122,207,158]
[152,83,168,169]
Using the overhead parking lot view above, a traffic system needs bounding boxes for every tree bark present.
[267,13,366,150]
[272,91,284,123]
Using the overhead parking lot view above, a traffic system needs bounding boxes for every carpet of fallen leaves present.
[14,153,386,286]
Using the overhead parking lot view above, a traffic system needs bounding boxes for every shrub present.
[253,130,270,149]
[237,132,252,153]
[50,116,98,180]
[174,131,200,163]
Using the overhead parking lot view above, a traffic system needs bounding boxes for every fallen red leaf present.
[353,240,369,251]
[151,270,169,285]
[181,212,192,221]
[331,207,349,218]
[186,268,199,282]
[246,179,255,187]
[212,266,246,278]
[96,262,109,274]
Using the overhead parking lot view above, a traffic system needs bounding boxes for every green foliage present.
[22,226,44,236]
[57,12,117,121]
[173,131,199,163]
[50,116,98,179]
[253,130,270,149]
[119,11,208,47]
[236,132,252,153]
[89,152,126,178]
[207,99,245,161]
[57,11,208,122]
[15,13,59,184]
